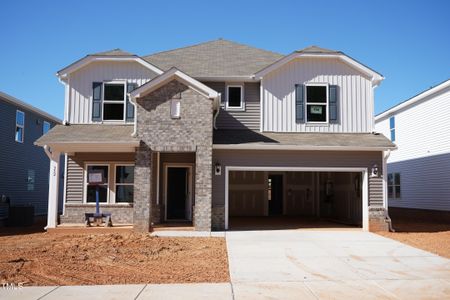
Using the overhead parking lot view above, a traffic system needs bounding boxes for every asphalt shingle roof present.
[143,39,284,78]
[35,125,137,146]
[213,130,396,149]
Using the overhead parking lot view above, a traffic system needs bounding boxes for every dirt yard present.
[378,207,450,258]
[0,228,229,286]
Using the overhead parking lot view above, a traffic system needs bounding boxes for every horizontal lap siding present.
[65,153,135,204]
[205,82,260,130]
[262,58,373,133]
[212,150,383,207]
[68,61,158,124]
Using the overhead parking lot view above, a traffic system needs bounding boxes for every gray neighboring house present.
[0,91,62,221]
[36,39,396,232]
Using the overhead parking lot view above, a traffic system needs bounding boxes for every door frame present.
[163,163,193,221]
[225,166,369,231]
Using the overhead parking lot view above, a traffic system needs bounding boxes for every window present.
[115,165,134,203]
[15,110,25,143]
[390,116,396,142]
[43,121,51,134]
[388,172,401,199]
[226,85,244,110]
[170,99,181,119]
[103,83,125,121]
[306,84,328,123]
[85,165,109,203]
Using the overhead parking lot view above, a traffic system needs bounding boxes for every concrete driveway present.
[226,230,450,299]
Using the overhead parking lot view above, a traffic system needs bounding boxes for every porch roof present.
[213,130,397,151]
[35,124,139,152]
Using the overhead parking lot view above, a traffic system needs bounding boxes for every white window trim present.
[15,110,25,143]
[114,164,135,204]
[388,172,401,200]
[102,81,127,122]
[83,162,135,204]
[84,163,110,204]
[43,121,51,135]
[389,116,396,142]
[225,84,245,111]
[305,83,329,124]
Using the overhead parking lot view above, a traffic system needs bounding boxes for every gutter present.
[212,144,397,151]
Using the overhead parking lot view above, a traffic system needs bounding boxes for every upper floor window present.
[388,172,401,199]
[170,99,181,119]
[15,110,25,143]
[226,85,244,110]
[389,116,396,142]
[103,82,126,121]
[306,84,328,123]
[43,121,51,135]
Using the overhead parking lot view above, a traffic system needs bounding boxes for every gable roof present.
[143,39,283,79]
[130,67,220,102]
[255,46,384,86]
[375,78,450,122]
[0,91,61,123]
[57,49,163,80]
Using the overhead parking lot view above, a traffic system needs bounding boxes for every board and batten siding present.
[262,57,374,133]
[375,85,450,211]
[212,149,383,207]
[67,61,158,124]
[204,82,260,130]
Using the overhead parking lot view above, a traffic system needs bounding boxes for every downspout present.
[127,93,138,137]
[58,77,69,125]
[213,93,221,130]
[43,145,53,160]
[383,149,395,232]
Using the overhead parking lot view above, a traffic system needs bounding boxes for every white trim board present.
[224,166,369,231]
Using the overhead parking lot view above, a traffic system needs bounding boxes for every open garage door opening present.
[227,170,365,230]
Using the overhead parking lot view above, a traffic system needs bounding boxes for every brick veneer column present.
[194,146,212,231]
[133,142,152,232]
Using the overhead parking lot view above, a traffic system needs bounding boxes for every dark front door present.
[166,167,189,220]
[269,175,283,215]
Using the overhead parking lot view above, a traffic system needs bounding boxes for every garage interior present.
[228,171,363,230]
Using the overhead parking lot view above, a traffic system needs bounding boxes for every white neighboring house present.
[375,79,450,211]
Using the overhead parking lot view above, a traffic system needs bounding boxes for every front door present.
[269,174,283,215]
[166,167,189,220]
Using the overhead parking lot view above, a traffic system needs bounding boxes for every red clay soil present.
[0,228,229,286]
[377,208,450,258]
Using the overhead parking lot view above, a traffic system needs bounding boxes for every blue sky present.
[0,0,449,119]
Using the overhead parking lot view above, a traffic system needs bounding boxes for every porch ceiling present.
[34,124,139,152]
[213,130,397,151]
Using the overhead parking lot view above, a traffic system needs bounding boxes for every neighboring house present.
[375,79,450,211]
[36,39,396,232]
[0,91,62,220]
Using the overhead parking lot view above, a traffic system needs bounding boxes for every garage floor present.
[226,230,450,299]
[229,216,359,231]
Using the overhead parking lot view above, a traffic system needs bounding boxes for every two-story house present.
[36,39,396,232]
[375,79,450,212]
[0,91,61,222]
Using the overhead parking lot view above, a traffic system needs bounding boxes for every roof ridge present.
[143,38,284,58]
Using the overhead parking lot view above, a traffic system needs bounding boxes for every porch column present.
[134,142,153,232]
[194,146,212,231]
[46,149,60,229]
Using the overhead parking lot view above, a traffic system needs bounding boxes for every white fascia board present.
[254,52,384,85]
[375,79,450,122]
[43,141,139,153]
[212,144,396,151]
[57,56,163,80]
[130,68,219,100]
[0,91,62,124]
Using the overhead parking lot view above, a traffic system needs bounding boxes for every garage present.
[226,168,368,230]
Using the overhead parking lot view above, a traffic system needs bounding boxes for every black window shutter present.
[92,82,102,121]
[295,84,305,123]
[126,82,138,122]
[329,85,338,123]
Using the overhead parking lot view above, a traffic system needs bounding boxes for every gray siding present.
[0,98,62,217]
[212,149,383,207]
[204,82,260,130]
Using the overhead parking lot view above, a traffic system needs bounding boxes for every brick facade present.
[135,80,213,231]
[60,204,133,224]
